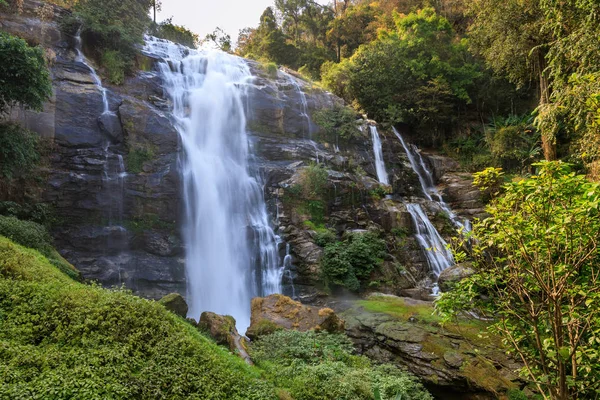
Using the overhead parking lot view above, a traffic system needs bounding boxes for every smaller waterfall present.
[370,126,389,185]
[393,127,469,232]
[393,127,456,278]
[406,203,453,277]
[74,27,110,115]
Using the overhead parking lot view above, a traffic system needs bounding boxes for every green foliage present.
[153,19,198,48]
[0,235,275,399]
[70,0,153,81]
[314,227,336,247]
[0,201,55,227]
[123,213,175,234]
[204,27,231,52]
[314,105,360,143]
[261,61,279,78]
[323,8,479,142]
[0,32,52,113]
[437,162,600,399]
[299,163,328,199]
[101,49,126,85]
[0,123,40,180]
[486,115,541,172]
[250,330,432,400]
[0,216,79,280]
[472,167,505,202]
[321,231,386,292]
[126,145,154,174]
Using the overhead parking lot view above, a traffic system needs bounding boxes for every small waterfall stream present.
[144,36,282,330]
[74,28,126,239]
[392,128,456,279]
[370,126,389,185]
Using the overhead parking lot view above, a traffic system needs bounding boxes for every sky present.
[155,0,329,45]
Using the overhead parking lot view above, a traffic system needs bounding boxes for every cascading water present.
[393,127,469,232]
[282,71,321,163]
[370,126,389,185]
[74,28,126,236]
[144,36,282,330]
[392,127,456,279]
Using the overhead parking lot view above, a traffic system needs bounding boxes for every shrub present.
[437,162,600,398]
[250,330,432,400]
[314,105,361,143]
[153,19,198,48]
[486,114,541,173]
[126,145,154,174]
[472,167,505,202]
[0,236,275,399]
[0,32,52,112]
[262,61,278,78]
[321,231,386,292]
[299,163,328,199]
[0,123,40,180]
[101,50,126,85]
[0,201,55,227]
[0,215,79,279]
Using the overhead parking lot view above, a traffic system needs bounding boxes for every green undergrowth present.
[0,235,275,399]
[249,330,432,400]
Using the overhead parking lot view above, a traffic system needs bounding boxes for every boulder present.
[438,263,475,292]
[342,294,522,399]
[158,293,188,318]
[199,312,253,365]
[245,294,345,340]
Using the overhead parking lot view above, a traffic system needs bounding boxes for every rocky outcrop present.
[341,294,522,399]
[159,292,188,318]
[199,312,253,365]
[245,294,345,340]
[438,263,475,292]
[1,0,185,300]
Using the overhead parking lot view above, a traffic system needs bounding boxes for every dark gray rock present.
[438,263,475,292]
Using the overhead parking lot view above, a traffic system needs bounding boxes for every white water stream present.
[370,126,389,185]
[144,37,282,330]
[392,128,456,278]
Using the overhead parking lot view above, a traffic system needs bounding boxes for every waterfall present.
[144,36,282,330]
[392,127,456,278]
[405,203,453,277]
[370,126,389,185]
[282,71,321,162]
[393,127,469,233]
[74,28,126,233]
[74,27,110,115]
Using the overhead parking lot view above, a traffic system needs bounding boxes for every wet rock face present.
[341,294,522,400]
[245,294,345,340]
[2,0,184,300]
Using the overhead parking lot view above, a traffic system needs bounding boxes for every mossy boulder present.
[438,262,475,292]
[246,294,345,340]
[342,294,522,400]
[199,312,253,364]
[158,293,188,318]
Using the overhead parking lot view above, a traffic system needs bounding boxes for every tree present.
[465,0,554,159]
[437,162,600,399]
[323,8,479,144]
[204,27,231,52]
[0,32,52,113]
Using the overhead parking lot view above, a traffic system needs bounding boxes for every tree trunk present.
[153,0,156,24]
[539,59,556,161]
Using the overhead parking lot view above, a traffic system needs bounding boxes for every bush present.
[261,61,278,78]
[153,20,198,48]
[0,32,52,112]
[472,167,505,202]
[321,231,387,292]
[0,123,40,180]
[250,330,432,400]
[0,201,55,227]
[486,114,541,173]
[0,215,79,279]
[101,50,126,85]
[314,105,361,143]
[0,235,274,399]
[299,163,328,199]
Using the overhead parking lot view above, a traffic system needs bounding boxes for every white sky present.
[156,0,330,45]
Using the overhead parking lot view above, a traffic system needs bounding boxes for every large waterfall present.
[144,37,282,330]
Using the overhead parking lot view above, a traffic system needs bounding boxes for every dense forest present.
[236,0,600,179]
[0,0,599,399]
